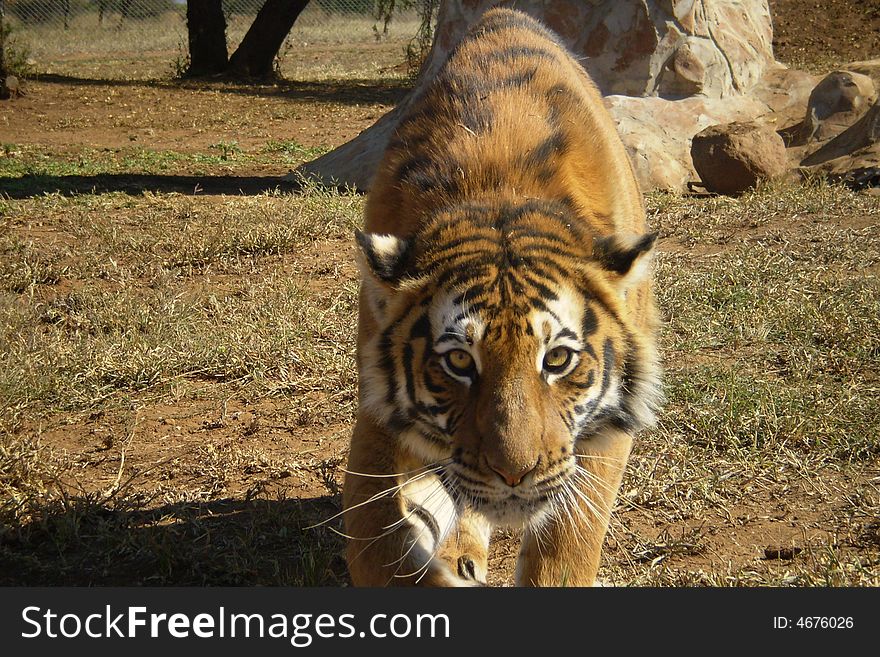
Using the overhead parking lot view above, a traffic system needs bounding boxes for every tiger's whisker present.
[343,458,453,479]
[305,465,445,530]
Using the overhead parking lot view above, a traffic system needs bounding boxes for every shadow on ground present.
[0,495,349,586]
[33,73,410,107]
[0,173,316,199]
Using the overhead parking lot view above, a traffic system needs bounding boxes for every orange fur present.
[343,7,661,587]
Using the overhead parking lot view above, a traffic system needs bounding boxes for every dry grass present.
[11,9,422,82]
[591,182,880,587]
[2,128,879,587]
[0,180,362,584]
[9,8,423,57]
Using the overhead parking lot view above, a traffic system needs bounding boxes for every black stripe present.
[395,154,432,180]
[452,284,488,306]
[484,45,557,63]
[523,130,569,168]
[422,367,445,394]
[434,263,494,290]
[582,341,597,360]
[379,332,398,407]
[600,338,615,398]
[460,101,494,134]
[499,66,539,88]
[429,233,498,257]
[446,410,463,434]
[573,398,599,418]
[573,341,615,418]
[444,65,542,97]
[582,305,598,337]
[409,312,431,341]
[403,342,417,408]
[405,501,441,546]
[430,249,496,272]
[424,403,450,416]
[566,370,596,390]
[520,272,559,301]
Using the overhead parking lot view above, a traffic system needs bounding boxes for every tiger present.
[341,7,662,586]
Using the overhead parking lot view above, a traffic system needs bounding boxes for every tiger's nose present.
[487,460,538,488]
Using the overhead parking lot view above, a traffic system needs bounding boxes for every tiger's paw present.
[456,554,488,585]
[414,558,484,587]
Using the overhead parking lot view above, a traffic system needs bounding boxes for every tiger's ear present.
[354,230,414,312]
[592,232,657,293]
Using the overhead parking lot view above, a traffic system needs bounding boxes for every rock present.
[425,0,775,98]
[606,95,770,191]
[772,71,880,189]
[691,121,789,195]
[801,100,880,170]
[569,0,774,98]
[842,59,880,90]
[751,65,820,131]
[786,70,877,146]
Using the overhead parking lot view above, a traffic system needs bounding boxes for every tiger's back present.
[366,8,645,253]
[345,8,661,587]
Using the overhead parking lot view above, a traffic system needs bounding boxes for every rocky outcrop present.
[605,95,770,191]
[800,101,880,174]
[784,70,877,146]
[296,2,880,195]
[753,65,880,189]
[297,0,778,192]
[687,63,880,194]
[425,0,775,98]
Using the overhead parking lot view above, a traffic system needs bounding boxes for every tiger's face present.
[356,201,658,528]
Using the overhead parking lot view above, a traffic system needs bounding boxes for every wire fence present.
[3,1,424,61]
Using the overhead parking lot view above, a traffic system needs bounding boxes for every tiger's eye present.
[543,346,572,373]
[444,349,475,376]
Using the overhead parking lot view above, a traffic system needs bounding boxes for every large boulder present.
[801,101,880,172]
[775,63,880,187]
[690,121,789,194]
[425,0,775,98]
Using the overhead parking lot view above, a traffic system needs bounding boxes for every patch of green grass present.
[0,144,319,190]
[264,140,329,163]
[0,146,189,183]
[665,363,878,458]
[209,141,243,161]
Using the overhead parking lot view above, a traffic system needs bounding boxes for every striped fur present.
[342,8,662,587]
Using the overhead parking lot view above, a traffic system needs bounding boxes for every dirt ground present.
[5,2,879,169]
[770,0,880,71]
[1,4,878,587]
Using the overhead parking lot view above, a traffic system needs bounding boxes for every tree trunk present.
[0,0,9,100]
[185,0,228,77]
[227,0,310,78]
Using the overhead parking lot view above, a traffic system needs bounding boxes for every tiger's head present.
[355,199,661,528]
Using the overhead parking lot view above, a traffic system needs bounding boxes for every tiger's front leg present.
[342,415,480,587]
[516,429,633,586]
[438,506,492,584]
